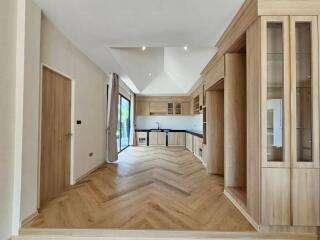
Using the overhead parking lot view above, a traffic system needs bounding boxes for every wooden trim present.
[21,211,39,227]
[258,0,320,16]
[260,16,290,168]
[75,162,106,183]
[224,190,260,231]
[290,16,319,169]
[18,228,319,240]
[216,0,258,55]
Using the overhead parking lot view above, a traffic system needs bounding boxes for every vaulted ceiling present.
[33,0,244,95]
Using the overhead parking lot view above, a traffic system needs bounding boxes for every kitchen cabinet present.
[149,102,167,115]
[181,102,190,115]
[149,132,166,146]
[168,132,185,146]
[136,96,191,116]
[186,133,193,152]
[193,136,203,161]
[149,132,158,146]
[157,132,166,146]
[136,132,147,146]
[136,101,149,116]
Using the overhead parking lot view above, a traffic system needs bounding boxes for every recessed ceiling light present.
[142,46,146,51]
[184,45,188,51]
[148,73,152,77]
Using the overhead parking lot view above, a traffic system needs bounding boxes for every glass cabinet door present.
[291,16,319,168]
[261,16,290,167]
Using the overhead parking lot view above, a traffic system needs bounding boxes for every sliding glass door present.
[117,94,130,152]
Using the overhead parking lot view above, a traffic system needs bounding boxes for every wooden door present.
[40,66,71,207]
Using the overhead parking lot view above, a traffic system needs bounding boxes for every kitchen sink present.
[149,129,171,132]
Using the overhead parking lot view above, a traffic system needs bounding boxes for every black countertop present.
[135,129,203,138]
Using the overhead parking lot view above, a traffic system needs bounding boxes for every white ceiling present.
[33,0,244,95]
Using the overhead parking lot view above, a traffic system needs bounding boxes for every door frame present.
[118,93,131,153]
[37,63,75,209]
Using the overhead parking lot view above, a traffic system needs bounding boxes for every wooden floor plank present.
[26,146,254,231]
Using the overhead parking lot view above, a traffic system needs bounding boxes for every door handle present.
[66,132,72,137]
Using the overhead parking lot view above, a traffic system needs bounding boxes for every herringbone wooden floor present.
[26,147,254,231]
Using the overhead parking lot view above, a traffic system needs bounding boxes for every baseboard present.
[224,189,260,231]
[21,211,38,226]
[76,162,106,183]
[17,228,318,240]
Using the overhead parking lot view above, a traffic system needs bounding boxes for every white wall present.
[20,0,41,222]
[41,16,107,183]
[136,114,203,132]
[0,0,17,238]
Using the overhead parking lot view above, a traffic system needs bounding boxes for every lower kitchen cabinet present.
[186,133,193,151]
[193,136,203,160]
[149,132,158,146]
[136,132,147,146]
[168,132,185,146]
[149,132,166,146]
[157,132,166,146]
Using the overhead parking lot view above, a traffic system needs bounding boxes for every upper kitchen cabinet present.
[136,96,191,116]
[190,83,204,115]
[136,101,150,116]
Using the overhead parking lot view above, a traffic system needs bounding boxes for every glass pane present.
[296,22,312,162]
[266,23,284,162]
[120,96,130,150]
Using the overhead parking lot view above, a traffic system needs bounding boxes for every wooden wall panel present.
[261,168,291,225]
[224,53,247,187]
[206,90,224,175]
[246,18,261,224]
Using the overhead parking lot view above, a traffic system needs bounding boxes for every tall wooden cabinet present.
[201,0,320,235]
[248,14,320,231]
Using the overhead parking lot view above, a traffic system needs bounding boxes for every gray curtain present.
[129,92,136,146]
[107,73,119,162]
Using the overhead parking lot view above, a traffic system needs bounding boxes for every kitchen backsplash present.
[136,114,203,132]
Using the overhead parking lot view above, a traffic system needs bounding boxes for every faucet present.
[156,122,160,130]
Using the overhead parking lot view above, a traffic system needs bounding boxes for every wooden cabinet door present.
[157,132,167,146]
[149,132,158,146]
[290,16,319,169]
[136,101,149,116]
[261,16,290,168]
[177,132,186,146]
[181,102,190,115]
[186,133,193,151]
[136,132,147,146]
[261,168,291,225]
[149,102,167,114]
[292,169,320,226]
[168,132,177,146]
